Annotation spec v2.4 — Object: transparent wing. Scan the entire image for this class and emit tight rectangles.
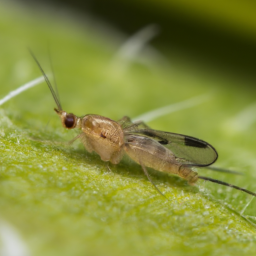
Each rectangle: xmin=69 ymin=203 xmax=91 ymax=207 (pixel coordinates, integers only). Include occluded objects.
xmin=125 ymin=128 xmax=218 ymax=167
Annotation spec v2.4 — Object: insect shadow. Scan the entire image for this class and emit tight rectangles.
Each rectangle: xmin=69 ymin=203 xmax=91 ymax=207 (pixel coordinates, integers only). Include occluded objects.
xmin=29 ymin=50 xmax=256 ymax=199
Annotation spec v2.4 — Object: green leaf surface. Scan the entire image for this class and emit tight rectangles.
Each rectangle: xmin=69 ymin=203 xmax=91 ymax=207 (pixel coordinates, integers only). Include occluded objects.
xmin=1 ymin=3 xmax=256 ymax=256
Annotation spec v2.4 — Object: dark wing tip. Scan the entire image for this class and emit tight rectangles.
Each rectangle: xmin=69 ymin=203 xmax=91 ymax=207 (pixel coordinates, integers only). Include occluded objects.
xmin=184 ymin=137 xmax=208 ymax=148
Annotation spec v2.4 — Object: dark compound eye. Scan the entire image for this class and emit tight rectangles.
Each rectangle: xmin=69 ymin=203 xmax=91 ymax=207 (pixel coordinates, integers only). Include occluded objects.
xmin=64 ymin=114 xmax=76 ymax=128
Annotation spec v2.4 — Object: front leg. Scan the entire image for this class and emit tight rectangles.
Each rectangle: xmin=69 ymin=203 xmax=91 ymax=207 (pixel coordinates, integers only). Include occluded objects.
xmin=110 ymin=146 xmax=125 ymax=164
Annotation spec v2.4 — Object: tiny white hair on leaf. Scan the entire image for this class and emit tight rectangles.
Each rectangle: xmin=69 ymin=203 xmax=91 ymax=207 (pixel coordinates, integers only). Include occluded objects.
xmin=114 ymin=24 xmax=159 ymax=61
xmin=132 ymin=93 xmax=212 ymax=123
xmin=0 ymin=220 xmax=30 ymax=256
xmin=223 ymin=102 xmax=256 ymax=134
xmin=0 ymin=76 xmax=45 ymax=106
xmin=109 ymin=24 xmax=168 ymax=76
xmin=240 ymin=196 xmax=255 ymax=215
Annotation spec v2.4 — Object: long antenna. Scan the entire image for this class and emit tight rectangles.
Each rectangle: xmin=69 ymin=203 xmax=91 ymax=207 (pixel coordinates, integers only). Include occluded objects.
xmin=199 ymin=176 xmax=256 ymax=197
xmin=47 ymin=45 xmax=61 ymax=105
xmin=205 ymin=166 xmax=243 ymax=175
xmin=28 ymin=49 xmax=62 ymax=111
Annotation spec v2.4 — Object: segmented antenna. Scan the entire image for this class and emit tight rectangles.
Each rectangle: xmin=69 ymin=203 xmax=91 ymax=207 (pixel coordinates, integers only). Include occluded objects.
xmin=205 ymin=166 xmax=243 ymax=175
xmin=199 ymin=176 xmax=256 ymax=197
xmin=28 ymin=49 xmax=62 ymax=111
xmin=47 ymin=45 xmax=61 ymax=106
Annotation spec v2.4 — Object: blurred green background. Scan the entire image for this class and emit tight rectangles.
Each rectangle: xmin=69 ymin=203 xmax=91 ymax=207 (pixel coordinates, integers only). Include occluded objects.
xmin=0 ymin=1 xmax=256 ymax=256
xmin=24 ymin=0 xmax=256 ymax=79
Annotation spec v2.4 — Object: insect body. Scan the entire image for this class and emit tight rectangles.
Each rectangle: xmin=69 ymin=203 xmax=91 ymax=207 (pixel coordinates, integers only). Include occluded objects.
xmin=56 ymin=110 xmax=207 ymax=185
xmin=30 ymin=51 xmax=256 ymax=198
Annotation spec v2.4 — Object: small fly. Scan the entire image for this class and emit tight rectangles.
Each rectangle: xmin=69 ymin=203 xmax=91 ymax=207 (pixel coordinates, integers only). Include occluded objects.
xmin=30 ymin=51 xmax=256 ymax=198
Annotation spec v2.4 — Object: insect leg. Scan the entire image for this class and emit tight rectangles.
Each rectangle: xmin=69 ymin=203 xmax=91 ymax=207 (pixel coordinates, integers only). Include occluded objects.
xmin=133 ymin=121 xmax=150 ymax=129
xmin=110 ymin=147 xmax=124 ymax=164
xmin=72 ymin=133 xmax=94 ymax=153
xmin=67 ymin=133 xmax=84 ymax=145
xmin=118 ymin=116 xmax=150 ymax=129
xmin=117 ymin=116 xmax=133 ymax=128
xmin=140 ymin=161 xmax=166 ymax=198
xmin=106 ymin=162 xmax=112 ymax=172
